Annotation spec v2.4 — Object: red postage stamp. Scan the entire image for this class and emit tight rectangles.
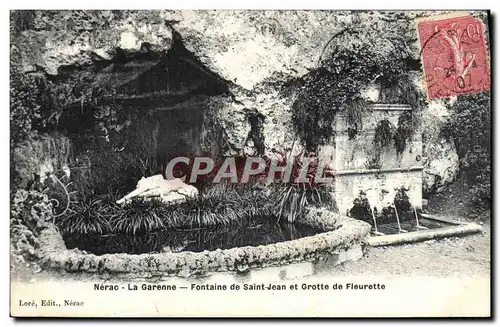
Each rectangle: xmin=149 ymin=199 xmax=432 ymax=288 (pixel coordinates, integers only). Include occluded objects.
xmin=417 ymin=13 xmax=490 ymax=99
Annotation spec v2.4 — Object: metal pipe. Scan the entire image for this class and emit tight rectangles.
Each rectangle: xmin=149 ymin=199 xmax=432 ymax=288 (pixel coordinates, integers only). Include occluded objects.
xmin=368 ymin=223 xmax=482 ymax=246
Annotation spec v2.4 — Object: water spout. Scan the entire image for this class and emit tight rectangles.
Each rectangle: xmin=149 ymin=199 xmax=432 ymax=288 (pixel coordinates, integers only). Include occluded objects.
xmin=370 ymin=206 xmax=384 ymax=236
xmin=364 ymin=189 xmax=384 ymax=236
xmin=404 ymin=186 xmax=428 ymax=230
xmin=413 ymin=204 xmax=428 ymax=230
xmin=392 ymin=202 xmax=408 ymax=233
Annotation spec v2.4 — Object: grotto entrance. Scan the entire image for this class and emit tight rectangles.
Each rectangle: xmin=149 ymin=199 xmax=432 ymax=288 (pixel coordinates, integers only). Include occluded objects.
xmin=55 ymin=38 xmax=230 ymax=196
xmin=43 ymin=36 xmax=331 ymax=258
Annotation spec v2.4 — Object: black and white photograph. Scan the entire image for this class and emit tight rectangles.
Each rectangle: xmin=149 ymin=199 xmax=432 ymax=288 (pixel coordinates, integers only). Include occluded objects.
xmin=8 ymin=8 xmax=491 ymax=317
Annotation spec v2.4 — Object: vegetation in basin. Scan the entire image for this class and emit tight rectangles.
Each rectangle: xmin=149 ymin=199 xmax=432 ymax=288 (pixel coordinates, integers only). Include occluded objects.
xmin=52 ymin=179 xmax=335 ymax=235
xmin=112 ymin=198 xmax=166 ymax=234
xmin=58 ymin=197 xmax=113 ymax=235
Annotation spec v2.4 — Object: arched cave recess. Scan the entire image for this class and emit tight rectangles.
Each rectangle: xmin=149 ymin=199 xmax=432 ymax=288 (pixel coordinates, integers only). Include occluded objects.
xmin=52 ymin=36 xmax=231 ymax=195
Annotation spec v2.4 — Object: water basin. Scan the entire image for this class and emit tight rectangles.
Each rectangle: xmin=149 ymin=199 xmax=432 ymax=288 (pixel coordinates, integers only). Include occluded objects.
xmin=63 ymin=217 xmax=324 ymax=255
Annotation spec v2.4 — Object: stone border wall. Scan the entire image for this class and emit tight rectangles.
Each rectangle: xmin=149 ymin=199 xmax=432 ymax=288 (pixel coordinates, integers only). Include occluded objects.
xmin=36 ymin=208 xmax=370 ymax=278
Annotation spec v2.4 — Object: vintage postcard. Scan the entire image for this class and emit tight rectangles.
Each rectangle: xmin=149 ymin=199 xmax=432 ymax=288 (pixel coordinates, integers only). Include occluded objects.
xmin=9 ymin=9 xmax=491 ymax=317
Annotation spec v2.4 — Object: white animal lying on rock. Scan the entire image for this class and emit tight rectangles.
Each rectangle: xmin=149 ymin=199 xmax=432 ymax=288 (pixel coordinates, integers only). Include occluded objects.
xmin=116 ymin=175 xmax=199 ymax=205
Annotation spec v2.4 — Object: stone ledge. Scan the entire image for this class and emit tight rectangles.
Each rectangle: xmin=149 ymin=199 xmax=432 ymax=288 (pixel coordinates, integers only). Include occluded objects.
xmin=37 ymin=212 xmax=371 ymax=278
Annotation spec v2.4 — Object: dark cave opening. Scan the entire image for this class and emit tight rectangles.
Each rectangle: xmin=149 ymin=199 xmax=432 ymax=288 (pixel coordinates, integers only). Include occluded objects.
xmin=51 ymin=37 xmax=232 ymax=196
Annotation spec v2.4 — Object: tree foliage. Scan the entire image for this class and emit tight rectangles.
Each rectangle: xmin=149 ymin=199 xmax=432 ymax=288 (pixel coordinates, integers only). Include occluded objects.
xmin=442 ymin=92 xmax=491 ymax=204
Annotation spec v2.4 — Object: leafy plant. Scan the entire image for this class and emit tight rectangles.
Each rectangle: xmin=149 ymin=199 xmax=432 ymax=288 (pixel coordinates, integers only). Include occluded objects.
xmin=112 ymin=198 xmax=166 ymax=235
xmin=374 ymin=119 xmax=395 ymax=147
xmin=10 ymin=10 xmax=36 ymax=35
xmin=57 ymin=197 xmax=113 ymax=234
xmin=265 ymin=154 xmax=335 ymax=223
xmin=378 ymin=72 xmax=423 ymax=110
xmin=57 ymin=176 xmax=336 ymax=236
xmin=290 ymin=14 xmax=422 ymax=152
xmin=442 ymin=92 xmax=491 ymax=204
xmin=11 ymin=134 xmax=72 ymax=189
xmin=163 ymin=182 xmax=275 ymax=228
xmin=366 ymin=119 xmax=396 ymax=170
xmin=393 ymin=111 xmax=417 ymax=155
xmin=344 ymin=96 xmax=368 ymax=129
xmin=273 ymin=184 xmax=333 ymax=223
xmin=394 ymin=186 xmax=412 ymax=212
xmin=291 ymin=52 xmax=378 ymax=152
xmin=365 ymin=153 xmax=382 ymax=170
xmin=57 ymin=182 xmax=274 ymax=235
xmin=10 ymin=70 xmax=43 ymax=147
xmin=348 ymin=191 xmax=371 ymax=222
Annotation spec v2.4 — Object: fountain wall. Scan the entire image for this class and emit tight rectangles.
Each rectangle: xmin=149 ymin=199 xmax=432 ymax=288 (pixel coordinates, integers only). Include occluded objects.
xmin=322 ymin=103 xmax=423 ymax=215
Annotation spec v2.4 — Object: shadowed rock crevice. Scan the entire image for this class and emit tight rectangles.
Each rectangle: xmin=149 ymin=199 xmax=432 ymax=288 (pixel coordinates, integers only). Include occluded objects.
xmin=31 ymin=35 xmax=236 ymax=196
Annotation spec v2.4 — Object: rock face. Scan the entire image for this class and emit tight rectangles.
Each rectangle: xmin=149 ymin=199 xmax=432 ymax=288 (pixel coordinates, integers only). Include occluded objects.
xmin=422 ymin=102 xmax=460 ymax=195
xmin=170 ymin=10 xmax=349 ymax=89
xmin=11 ymin=134 xmax=71 ymax=188
xmin=423 ymin=140 xmax=459 ymax=194
xmin=12 ymin=10 xmax=459 ymax=197
xmin=13 ymin=11 xmax=173 ymax=75
xmin=12 ymin=10 xmax=352 ymax=158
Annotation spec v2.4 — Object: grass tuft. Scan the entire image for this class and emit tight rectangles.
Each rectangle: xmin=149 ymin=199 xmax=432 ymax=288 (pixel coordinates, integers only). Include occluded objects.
xmin=57 ymin=181 xmax=335 ymax=235
xmin=272 ymin=184 xmax=334 ymax=223
xmin=112 ymin=198 xmax=166 ymax=235
xmin=58 ymin=197 xmax=112 ymax=234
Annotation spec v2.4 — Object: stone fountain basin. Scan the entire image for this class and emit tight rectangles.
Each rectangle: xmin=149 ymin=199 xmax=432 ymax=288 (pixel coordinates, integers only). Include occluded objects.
xmin=37 ymin=209 xmax=371 ymax=280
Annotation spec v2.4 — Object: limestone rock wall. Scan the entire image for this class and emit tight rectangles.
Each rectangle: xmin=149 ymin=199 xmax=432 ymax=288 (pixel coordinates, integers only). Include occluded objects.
xmin=12 ymin=11 xmax=173 ymax=75
xmin=12 ymin=10 xmax=459 ymax=195
xmin=422 ymin=101 xmax=460 ymax=195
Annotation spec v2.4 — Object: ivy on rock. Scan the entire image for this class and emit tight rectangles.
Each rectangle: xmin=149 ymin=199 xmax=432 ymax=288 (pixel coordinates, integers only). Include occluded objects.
xmin=290 ymin=13 xmax=425 ymax=153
